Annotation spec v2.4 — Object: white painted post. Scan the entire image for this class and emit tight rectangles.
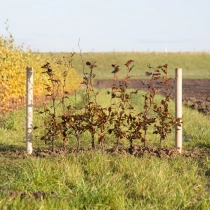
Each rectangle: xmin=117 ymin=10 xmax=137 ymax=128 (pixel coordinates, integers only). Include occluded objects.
xmin=26 ymin=67 xmax=33 ymax=154
xmin=175 ymin=68 xmax=182 ymax=153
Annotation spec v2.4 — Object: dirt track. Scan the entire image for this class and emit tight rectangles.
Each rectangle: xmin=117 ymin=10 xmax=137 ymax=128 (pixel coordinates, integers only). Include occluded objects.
xmin=94 ymin=79 xmax=210 ymax=115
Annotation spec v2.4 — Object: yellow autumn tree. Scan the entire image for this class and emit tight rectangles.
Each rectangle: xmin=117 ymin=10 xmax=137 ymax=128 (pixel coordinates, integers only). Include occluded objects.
xmin=0 ymin=29 xmax=81 ymax=111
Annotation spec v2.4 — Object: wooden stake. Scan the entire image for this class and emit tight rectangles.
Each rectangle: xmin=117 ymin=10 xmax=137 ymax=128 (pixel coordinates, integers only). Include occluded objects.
xmin=26 ymin=67 xmax=33 ymax=154
xmin=175 ymin=68 xmax=182 ymax=153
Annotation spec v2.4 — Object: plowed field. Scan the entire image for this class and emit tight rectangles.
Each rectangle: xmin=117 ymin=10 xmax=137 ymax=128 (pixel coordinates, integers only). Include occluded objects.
xmin=94 ymin=79 xmax=210 ymax=115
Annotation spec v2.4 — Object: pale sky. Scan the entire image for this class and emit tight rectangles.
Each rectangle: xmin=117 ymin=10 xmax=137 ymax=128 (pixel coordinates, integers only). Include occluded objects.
xmin=0 ymin=0 xmax=209 ymax=52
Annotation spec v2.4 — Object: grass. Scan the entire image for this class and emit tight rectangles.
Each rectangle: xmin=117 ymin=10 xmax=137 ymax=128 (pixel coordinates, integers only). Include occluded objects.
xmin=0 ymin=153 xmax=209 ymax=209
xmin=43 ymin=52 xmax=210 ymax=79
xmin=0 ymin=89 xmax=210 ymax=209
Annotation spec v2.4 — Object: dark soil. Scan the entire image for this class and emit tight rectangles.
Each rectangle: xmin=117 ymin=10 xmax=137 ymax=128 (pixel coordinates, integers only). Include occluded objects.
xmin=1 ymin=145 xmax=209 ymax=159
xmin=0 ymin=95 xmax=52 ymax=113
xmin=1 ymin=190 xmax=58 ymax=200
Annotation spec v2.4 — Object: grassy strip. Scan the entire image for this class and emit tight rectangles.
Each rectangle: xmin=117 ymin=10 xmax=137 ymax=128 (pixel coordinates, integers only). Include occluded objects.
xmin=45 ymin=52 xmax=210 ymax=79
xmin=0 ymin=90 xmax=210 ymax=209
xmin=1 ymin=89 xmax=210 ymax=148
xmin=0 ymin=152 xmax=210 ymax=209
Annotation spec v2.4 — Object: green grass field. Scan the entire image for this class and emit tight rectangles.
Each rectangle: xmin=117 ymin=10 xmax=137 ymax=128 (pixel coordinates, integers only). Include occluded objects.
xmin=0 ymin=88 xmax=210 ymax=209
xmin=44 ymin=52 xmax=210 ymax=79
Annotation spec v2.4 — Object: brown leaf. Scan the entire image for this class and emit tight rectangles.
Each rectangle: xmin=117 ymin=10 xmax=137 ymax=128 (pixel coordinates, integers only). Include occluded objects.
xmin=125 ymin=60 xmax=134 ymax=67
xmin=145 ymin=72 xmax=153 ymax=76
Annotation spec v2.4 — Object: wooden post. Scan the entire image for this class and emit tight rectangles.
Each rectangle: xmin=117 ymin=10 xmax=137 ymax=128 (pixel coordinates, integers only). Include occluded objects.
xmin=175 ymin=68 xmax=182 ymax=153
xmin=26 ymin=67 xmax=33 ymax=154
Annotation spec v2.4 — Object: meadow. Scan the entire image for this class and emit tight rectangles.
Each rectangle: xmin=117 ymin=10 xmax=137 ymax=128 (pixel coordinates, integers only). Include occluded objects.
xmin=0 ymin=88 xmax=210 ymax=209
xmin=45 ymin=51 xmax=210 ymax=79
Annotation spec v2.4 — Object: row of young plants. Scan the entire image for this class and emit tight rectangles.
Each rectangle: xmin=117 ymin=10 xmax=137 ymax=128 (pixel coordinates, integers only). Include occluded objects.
xmin=36 ymin=52 xmax=182 ymax=151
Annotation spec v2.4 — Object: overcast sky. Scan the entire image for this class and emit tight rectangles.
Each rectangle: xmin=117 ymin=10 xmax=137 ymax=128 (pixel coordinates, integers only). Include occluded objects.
xmin=0 ymin=0 xmax=209 ymax=52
